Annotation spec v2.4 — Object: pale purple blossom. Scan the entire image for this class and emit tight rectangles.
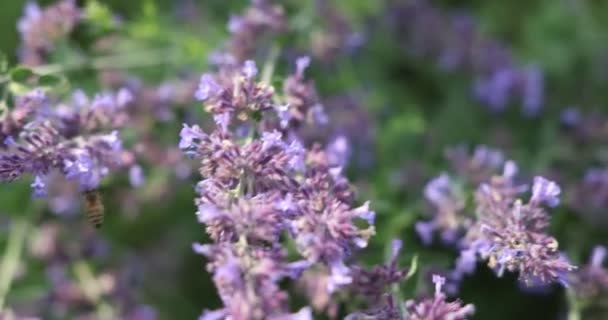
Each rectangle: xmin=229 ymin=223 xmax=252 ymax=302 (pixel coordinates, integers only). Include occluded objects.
xmin=195 ymin=74 xmax=221 ymax=101
xmin=531 ymin=176 xmax=561 ymax=207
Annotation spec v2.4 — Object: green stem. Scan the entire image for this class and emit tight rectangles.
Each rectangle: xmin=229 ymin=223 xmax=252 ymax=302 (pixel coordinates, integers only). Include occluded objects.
xmin=32 ymin=47 xmax=181 ymax=75
xmin=566 ymin=288 xmax=582 ymax=320
xmin=0 ymin=210 xmax=33 ymax=311
xmin=261 ymin=45 xmax=280 ymax=85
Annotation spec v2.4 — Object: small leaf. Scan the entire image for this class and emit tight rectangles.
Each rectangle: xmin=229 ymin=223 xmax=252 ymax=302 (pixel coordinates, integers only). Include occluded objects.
xmin=38 ymin=74 xmax=63 ymax=87
xmin=10 ymin=67 xmax=34 ymax=83
xmin=405 ymin=255 xmax=418 ymax=281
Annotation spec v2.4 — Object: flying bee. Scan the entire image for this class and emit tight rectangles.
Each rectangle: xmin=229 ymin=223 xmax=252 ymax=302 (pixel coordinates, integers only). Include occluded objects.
xmin=82 ymin=189 xmax=104 ymax=228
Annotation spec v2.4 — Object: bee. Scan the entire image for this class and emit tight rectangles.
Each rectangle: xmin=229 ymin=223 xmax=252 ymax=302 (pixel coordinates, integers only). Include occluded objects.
xmin=82 ymin=189 xmax=104 ymax=228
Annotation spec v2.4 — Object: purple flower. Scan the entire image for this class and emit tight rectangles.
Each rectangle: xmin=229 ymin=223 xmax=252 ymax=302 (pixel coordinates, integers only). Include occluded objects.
xmin=213 ymin=113 xmax=230 ymax=132
xmin=296 ymin=56 xmax=311 ymax=77
xmin=326 ymin=135 xmax=350 ymax=168
xmin=129 ymin=165 xmax=145 ymax=187
xmin=415 ymin=221 xmax=436 ymax=246
xmin=531 ymin=176 xmax=561 ymax=207
xmin=310 ymin=104 xmax=328 ymax=125
xmin=179 ymin=124 xmax=206 ymax=150
xmin=227 ymin=15 xmax=243 ymax=33
xmin=274 ymin=104 xmax=292 ymax=128
xmin=195 ymin=204 xmax=224 ymax=223
xmin=31 ymin=174 xmax=48 ymax=198
xmin=424 ymin=174 xmax=452 ymax=205
xmin=100 ymin=130 xmax=122 ymax=152
xmin=64 ymin=150 xmax=93 ymax=180
xmin=521 ymin=65 xmax=544 ymax=116
xmin=261 ymin=130 xmax=283 ymax=151
xmin=285 ymin=140 xmax=305 ymax=171
xmin=116 ymin=88 xmax=134 ymax=107
xmin=405 ymin=274 xmax=475 ymax=320
xmin=199 ymin=309 xmax=227 ymax=320
xmin=327 ymin=260 xmax=353 ymax=292
xmin=18 ymin=2 xmax=42 ymax=34
xmin=570 ymin=246 xmax=608 ymax=298
xmin=561 ymin=107 xmax=581 ymax=127
xmin=72 ymin=89 xmax=89 ymax=109
xmin=591 ymin=246 xmax=607 ymax=268
xmin=275 ymin=193 xmax=297 ymax=214
xmin=243 ymin=60 xmax=258 ymax=79
xmin=195 ymin=74 xmax=221 ymax=101
xmin=352 ymin=201 xmax=375 ymax=225
xmin=3 ymin=136 xmax=16 ymax=147
xmin=91 ymin=93 xmax=115 ymax=110
xmin=278 ymin=307 xmax=312 ymax=320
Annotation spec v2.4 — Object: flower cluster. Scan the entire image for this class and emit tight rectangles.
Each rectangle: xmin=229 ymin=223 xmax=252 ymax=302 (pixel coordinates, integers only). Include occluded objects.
xmin=570 ymin=246 xmax=608 ymax=299
xmin=418 ymin=146 xmax=576 ymax=293
xmin=416 ymin=174 xmax=468 ymax=246
xmin=0 ymin=88 xmax=132 ymax=196
xmin=560 ymin=107 xmax=608 ymax=143
xmin=183 ymin=59 xmax=375 ymax=319
xmin=345 ymin=275 xmax=475 ymax=320
xmin=7 ymin=220 xmax=157 ymax=320
xmin=310 ymin=1 xmax=365 ymax=62
xmin=416 ymin=145 xmax=508 ymax=247
xmin=17 ymin=0 xmax=81 ymax=65
xmin=390 ymin=0 xmax=544 ymax=115
xmin=570 ymin=167 xmax=608 ymax=226
xmin=213 ymin=0 xmax=287 ymax=66
xmin=464 ymin=169 xmax=575 ymax=286
xmin=404 ymin=275 xmax=475 ymax=320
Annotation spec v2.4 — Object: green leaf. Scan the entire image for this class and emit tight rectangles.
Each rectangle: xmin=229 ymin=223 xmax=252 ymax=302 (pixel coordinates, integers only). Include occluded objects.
xmin=38 ymin=74 xmax=63 ymax=87
xmin=405 ymin=254 xmax=418 ymax=281
xmin=84 ymin=0 xmax=115 ymax=30
xmin=9 ymin=67 xmax=34 ymax=83
xmin=8 ymin=82 xmax=34 ymax=96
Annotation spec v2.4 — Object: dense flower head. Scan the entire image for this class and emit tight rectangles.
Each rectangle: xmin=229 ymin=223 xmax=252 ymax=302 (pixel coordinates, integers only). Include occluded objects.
xmin=464 ymin=166 xmax=576 ymax=286
xmin=194 ymin=61 xmax=275 ymax=122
